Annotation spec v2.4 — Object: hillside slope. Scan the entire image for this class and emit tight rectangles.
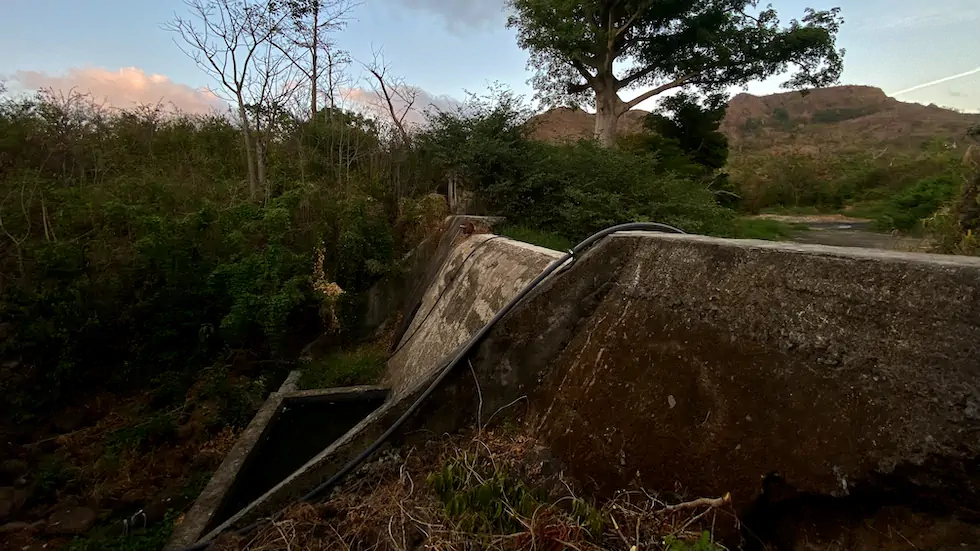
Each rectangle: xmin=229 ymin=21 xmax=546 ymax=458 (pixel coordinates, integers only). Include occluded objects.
xmin=528 ymin=85 xmax=980 ymax=154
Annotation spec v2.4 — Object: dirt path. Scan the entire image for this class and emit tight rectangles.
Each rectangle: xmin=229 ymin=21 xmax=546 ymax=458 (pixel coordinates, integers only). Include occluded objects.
xmin=750 ymin=214 xmax=933 ymax=251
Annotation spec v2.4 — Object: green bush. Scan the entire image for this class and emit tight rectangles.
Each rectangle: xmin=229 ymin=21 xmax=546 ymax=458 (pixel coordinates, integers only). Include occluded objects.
xmin=0 ymin=90 xmax=426 ymax=417
xmin=418 ymin=90 xmax=735 ymax=242
xmin=876 ymin=176 xmax=958 ymax=231
xmin=482 ymin=141 xmax=734 ymax=239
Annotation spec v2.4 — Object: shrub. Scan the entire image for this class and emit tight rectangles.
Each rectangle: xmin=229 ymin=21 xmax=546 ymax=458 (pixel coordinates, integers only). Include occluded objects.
xmin=0 ymin=90 xmax=425 ymax=417
xmin=876 ymin=176 xmax=958 ymax=231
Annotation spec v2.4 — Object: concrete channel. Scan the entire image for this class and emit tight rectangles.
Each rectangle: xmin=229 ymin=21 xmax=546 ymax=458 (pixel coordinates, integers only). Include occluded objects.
xmin=165 ymin=374 xmax=388 ymax=550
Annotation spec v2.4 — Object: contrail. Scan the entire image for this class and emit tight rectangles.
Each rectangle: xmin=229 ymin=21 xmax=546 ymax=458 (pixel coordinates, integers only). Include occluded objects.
xmin=892 ymin=66 xmax=980 ymax=96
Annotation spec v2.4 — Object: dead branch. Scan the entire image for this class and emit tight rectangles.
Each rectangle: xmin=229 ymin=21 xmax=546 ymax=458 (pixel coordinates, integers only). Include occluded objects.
xmin=363 ymin=51 xmax=415 ymax=146
xmin=662 ymin=492 xmax=732 ymax=512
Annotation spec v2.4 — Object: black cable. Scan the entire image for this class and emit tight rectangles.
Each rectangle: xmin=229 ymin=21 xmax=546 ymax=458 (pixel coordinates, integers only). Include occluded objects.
xmin=177 ymin=221 xmax=685 ymax=551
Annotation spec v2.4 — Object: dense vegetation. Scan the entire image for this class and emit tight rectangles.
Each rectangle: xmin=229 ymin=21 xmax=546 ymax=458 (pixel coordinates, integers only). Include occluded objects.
xmin=0 ymin=82 xmax=744 ymax=550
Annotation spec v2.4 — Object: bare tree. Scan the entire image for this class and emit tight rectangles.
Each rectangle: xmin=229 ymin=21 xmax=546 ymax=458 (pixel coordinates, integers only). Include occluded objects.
xmin=363 ymin=51 xmax=417 ymax=147
xmin=166 ymin=0 xmax=297 ymax=196
xmin=269 ymin=0 xmax=356 ymax=118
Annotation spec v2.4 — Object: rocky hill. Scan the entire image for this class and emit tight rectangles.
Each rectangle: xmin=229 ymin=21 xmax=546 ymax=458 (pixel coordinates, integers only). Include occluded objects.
xmin=528 ymin=85 xmax=980 ymax=155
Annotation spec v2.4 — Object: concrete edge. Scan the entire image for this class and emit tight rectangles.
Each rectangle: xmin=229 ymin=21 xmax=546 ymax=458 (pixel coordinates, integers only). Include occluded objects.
xmin=164 ymin=389 xmax=289 ymax=550
xmin=166 ymin=377 xmax=388 ymax=550
xmin=284 ymin=386 xmax=389 ymax=404
xmin=196 ymin=382 xmax=425 ymax=542
xmin=615 ymin=232 xmax=980 ymax=267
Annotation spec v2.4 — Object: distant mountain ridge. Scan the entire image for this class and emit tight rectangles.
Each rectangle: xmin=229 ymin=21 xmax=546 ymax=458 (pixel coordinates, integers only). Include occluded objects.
xmin=528 ymin=85 xmax=980 ymax=154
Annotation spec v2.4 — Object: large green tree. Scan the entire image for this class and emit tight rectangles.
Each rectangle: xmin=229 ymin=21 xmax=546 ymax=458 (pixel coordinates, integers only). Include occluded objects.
xmin=507 ymin=0 xmax=844 ymax=147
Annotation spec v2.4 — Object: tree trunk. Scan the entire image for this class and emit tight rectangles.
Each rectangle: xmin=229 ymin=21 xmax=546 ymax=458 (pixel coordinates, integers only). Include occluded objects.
xmin=310 ymin=9 xmax=319 ymax=117
xmin=237 ymin=100 xmax=259 ymax=196
xmin=594 ymin=81 xmax=624 ymax=148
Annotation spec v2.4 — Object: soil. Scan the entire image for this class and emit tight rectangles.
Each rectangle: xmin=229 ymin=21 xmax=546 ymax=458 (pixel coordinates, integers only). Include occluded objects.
xmin=750 ymin=214 xmax=933 ymax=251
xmin=0 ymin=382 xmax=247 ymax=550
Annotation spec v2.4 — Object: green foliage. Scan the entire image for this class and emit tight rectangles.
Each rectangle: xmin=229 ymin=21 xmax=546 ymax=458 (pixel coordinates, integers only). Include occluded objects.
xmin=733 ymin=218 xmax=805 ymax=240
xmin=507 ymin=0 xmax=844 ymax=122
xmin=417 ymin=90 xmax=735 ymax=242
xmin=642 ymin=93 xmax=730 ymax=173
xmin=732 ymin=146 xmax=968 ymax=214
xmin=428 ymin=454 xmax=549 ymax=534
xmin=925 ymin=171 xmax=980 ymax=255
xmin=876 ymin=176 xmax=958 ymax=231
xmin=67 ymin=511 xmax=178 ymax=551
xmin=200 ymin=366 xmax=269 ymax=428
xmin=487 ymin=140 xmax=735 ymax=239
xmin=0 ymin=90 xmax=424 ymax=418
xmin=105 ymin=413 xmax=180 ymax=453
xmin=664 ymin=530 xmax=724 ymax=551
xmin=34 ymin=457 xmax=80 ymax=502
xmin=497 ymin=225 xmax=575 ymax=251
xmin=298 ymin=346 xmax=388 ymax=389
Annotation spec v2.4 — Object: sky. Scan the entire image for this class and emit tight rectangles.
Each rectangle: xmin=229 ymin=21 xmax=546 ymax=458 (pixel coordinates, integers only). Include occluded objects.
xmin=1 ymin=0 xmax=979 ymax=118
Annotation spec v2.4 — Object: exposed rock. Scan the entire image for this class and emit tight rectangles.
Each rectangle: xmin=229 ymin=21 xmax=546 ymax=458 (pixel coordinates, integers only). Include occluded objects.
xmin=46 ymin=506 xmax=97 ymax=535
xmin=0 ymin=520 xmax=44 ymax=533
xmin=0 ymin=459 xmax=29 ymax=485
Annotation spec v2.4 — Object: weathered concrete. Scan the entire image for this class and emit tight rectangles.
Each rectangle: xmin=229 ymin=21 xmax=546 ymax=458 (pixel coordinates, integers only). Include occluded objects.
xmin=166 ymin=380 xmax=386 ymax=550
xmin=524 ymin=235 xmax=980 ymax=510
xmin=387 ymin=233 xmax=980 ymax=515
xmin=385 ymin=232 xmax=563 ymax=395
xmin=165 ymin=381 xmax=291 ymax=550
xmin=200 ymin=231 xmax=980 ymax=545
xmin=386 ymin=215 xmax=505 ymax=352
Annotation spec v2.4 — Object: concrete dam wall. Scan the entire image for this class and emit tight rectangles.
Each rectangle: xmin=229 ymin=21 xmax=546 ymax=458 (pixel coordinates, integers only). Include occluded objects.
xmin=386 ymin=229 xmax=980 ymax=512
xmin=201 ymin=221 xmax=980 ymax=541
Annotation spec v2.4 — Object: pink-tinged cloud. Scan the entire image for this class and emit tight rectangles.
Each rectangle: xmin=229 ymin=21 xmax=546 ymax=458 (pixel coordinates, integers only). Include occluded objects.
xmin=339 ymin=85 xmax=462 ymax=126
xmin=11 ymin=67 xmax=228 ymax=115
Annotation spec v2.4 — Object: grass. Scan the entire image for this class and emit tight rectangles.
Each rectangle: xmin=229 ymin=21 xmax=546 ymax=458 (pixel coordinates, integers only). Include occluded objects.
xmin=732 ymin=217 xmax=807 ymax=240
xmin=298 ymin=345 xmax=388 ymax=390
xmin=497 ymin=225 xmax=575 ymax=251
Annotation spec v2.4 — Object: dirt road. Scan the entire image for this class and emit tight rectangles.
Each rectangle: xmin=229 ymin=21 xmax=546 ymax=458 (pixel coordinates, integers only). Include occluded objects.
xmin=752 ymin=214 xmax=933 ymax=251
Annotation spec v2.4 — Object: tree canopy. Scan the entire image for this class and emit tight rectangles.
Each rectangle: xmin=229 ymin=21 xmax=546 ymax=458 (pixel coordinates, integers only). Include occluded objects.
xmin=507 ymin=0 xmax=845 ymax=146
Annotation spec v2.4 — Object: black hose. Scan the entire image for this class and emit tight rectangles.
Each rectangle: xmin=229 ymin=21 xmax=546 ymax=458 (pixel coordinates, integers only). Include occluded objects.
xmin=178 ymin=221 xmax=685 ymax=551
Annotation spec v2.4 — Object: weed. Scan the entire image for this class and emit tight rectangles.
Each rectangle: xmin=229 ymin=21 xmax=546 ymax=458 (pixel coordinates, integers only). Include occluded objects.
xmin=428 ymin=452 xmax=549 ymax=534
xmin=733 ymin=218 xmax=805 ymax=240
xmin=34 ymin=457 xmax=79 ymax=501
xmin=67 ymin=511 xmax=178 ymax=551
xmin=665 ymin=530 xmax=726 ymax=551
xmin=298 ymin=346 xmax=387 ymax=390
xmin=498 ymin=225 xmax=575 ymax=251
xmin=105 ymin=413 xmax=179 ymax=453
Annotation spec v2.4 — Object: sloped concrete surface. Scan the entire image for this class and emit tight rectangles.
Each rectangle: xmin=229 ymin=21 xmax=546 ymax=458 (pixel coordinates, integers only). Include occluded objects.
xmin=392 ymin=233 xmax=980 ymax=515
xmin=385 ymin=233 xmax=563 ymax=396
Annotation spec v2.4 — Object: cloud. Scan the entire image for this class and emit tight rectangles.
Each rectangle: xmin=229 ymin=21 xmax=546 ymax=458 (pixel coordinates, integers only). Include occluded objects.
xmin=339 ymin=84 xmax=463 ymax=126
xmin=391 ymin=0 xmax=508 ymax=32
xmin=10 ymin=67 xmax=227 ymax=115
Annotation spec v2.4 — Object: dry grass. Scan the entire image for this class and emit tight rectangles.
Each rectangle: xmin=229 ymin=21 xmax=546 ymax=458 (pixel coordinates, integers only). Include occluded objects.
xmin=214 ymin=429 xmax=736 ymax=551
